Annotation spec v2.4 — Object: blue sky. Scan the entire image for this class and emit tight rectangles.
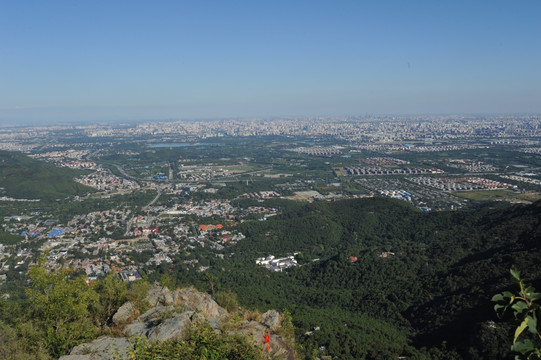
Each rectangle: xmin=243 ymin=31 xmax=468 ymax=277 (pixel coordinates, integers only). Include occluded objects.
xmin=1 ymin=1 xmax=540 ymax=124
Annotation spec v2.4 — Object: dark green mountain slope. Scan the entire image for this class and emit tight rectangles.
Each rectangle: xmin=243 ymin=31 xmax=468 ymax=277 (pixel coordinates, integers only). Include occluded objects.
xmin=187 ymin=198 xmax=541 ymax=359
xmin=0 ymin=150 xmax=94 ymax=200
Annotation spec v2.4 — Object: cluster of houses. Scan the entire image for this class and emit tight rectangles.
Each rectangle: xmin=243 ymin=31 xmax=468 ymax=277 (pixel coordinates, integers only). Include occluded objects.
xmin=165 ymin=200 xmax=236 ymax=218
xmin=344 ymin=166 xmax=442 ymax=176
xmin=408 ymin=176 xmax=516 ymax=191
xmin=58 ymin=160 xmax=97 ymax=169
xmin=75 ymin=168 xmax=140 ymax=191
xmin=379 ymin=190 xmax=413 ymax=201
xmin=357 ymin=157 xmax=409 ymax=166
xmin=238 ymin=191 xmax=280 ymax=199
xmin=0 ymin=195 xmax=259 ymax=288
xmin=446 ymin=159 xmax=497 ymax=172
xmin=29 ymin=149 xmax=90 ymax=162
xmin=289 ymin=146 xmax=342 ymax=157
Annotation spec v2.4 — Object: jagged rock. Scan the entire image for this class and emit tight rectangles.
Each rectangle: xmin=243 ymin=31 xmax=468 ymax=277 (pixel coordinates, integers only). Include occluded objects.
xmin=136 ymin=305 xmax=174 ymax=322
xmin=123 ymin=305 xmax=175 ymax=337
xmin=143 ymin=286 xmax=228 ymax=319
xmin=229 ymin=320 xmax=267 ymax=341
xmin=174 ymin=287 xmax=229 ymax=319
xmin=145 ymin=286 xmax=175 ymax=306
xmin=64 ymin=287 xmax=296 ymax=360
xmin=232 ymin=320 xmax=296 ymax=360
xmin=59 ymin=336 xmax=133 ymax=360
xmin=112 ymin=301 xmax=136 ymax=325
xmin=124 ymin=321 xmax=154 ymax=338
xmin=147 ymin=311 xmax=195 ymax=342
xmin=262 ymin=309 xmax=282 ymax=330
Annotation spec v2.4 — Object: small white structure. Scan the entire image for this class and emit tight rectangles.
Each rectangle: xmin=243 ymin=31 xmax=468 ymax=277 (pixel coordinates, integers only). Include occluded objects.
xmin=256 ymin=254 xmax=298 ymax=272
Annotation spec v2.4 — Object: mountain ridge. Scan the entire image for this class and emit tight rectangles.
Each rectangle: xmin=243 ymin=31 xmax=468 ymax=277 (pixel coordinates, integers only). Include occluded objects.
xmin=0 ymin=150 xmax=94 ymax=200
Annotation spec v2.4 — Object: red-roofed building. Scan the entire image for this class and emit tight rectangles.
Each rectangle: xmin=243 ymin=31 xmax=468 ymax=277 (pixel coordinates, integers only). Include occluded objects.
xmin=199 ymin=224 xmax=223 ymax=231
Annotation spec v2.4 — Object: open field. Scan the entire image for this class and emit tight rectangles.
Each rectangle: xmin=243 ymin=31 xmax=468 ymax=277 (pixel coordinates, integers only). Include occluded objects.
xmin=451 ymin=189 xmax=541 ymax=203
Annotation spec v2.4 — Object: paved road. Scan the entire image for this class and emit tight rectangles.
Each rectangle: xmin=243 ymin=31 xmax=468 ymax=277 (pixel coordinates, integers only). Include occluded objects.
xmin=112 ymin=164 xmax=137 ymax=180
xmin=144 ymin=189 xmax=162 ymax=209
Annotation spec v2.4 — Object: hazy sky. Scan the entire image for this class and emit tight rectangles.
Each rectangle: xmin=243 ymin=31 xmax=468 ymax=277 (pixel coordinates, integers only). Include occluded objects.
xmin=1 ymin=1 xmax=540 ymax=124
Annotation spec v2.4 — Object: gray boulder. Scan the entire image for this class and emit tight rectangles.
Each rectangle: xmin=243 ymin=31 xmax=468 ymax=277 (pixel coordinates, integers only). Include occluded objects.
xmin=62 ymin=286 xmax=296 ymax=360
xmin=112 ymin=301 xmax=136 ymax=325
xmin=174 ymin=287 xmax=228 ymax=319
xmin=262 ymin=309 xmax=282 ymax=330
xmin=232 ymin=320 xmax=296 ymax=360
xmin=123 ymin=305 xmax=175 ymax=337
xmin=136 ymin=305 xmax=174 ymax=322
xmin=147 ymin=311 xmax=195 ymax=342
xmin=124 ymin=321 xmax=154 ymax=338
xmin=145 ymin=286 xmax=175 ymax=307
xmin=59 ymin=336 xmax=133 ymax=360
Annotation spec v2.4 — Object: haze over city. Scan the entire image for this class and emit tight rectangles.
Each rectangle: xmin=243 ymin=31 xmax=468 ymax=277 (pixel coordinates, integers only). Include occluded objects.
xmin=1 ymin=0 xmax=540 ymax=125
xmin=2 ymin=3 xmax=541 ymax=357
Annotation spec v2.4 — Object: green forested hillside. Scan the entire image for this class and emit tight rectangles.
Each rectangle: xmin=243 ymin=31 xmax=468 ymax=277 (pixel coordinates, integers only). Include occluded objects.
xmin=1 ymin=196 xmax=540 ymax=358
xmin=0 ymin=150 xmax=94 ymax=200
xmin=164 ymin=198 xmax=541 ymax=359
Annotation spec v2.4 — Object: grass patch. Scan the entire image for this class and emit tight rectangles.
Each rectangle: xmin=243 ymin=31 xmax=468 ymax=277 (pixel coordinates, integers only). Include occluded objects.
xmin=451 ymin=190 xmax=541 ymax=203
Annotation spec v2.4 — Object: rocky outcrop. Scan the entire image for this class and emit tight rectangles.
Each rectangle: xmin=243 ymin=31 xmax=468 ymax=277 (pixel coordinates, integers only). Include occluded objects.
xmin=175 ymin=287 xmax=229 ymax=319
xmin=233 ymin=320 xmax=295 ymax=359
xmin=58 ymin=337 xmax=133 ymax=360
xmin=147 ymin=311 xmax=197 ymax=342
xmin=59 ymin=286 xmax=296 ymax=360
xmin=262 ymin=309 xmax=282 ymax=330
xmin=111 ymin=301 xmax=136 ymax=326
xmin=144 ymin=286 xmax=228 ymax=319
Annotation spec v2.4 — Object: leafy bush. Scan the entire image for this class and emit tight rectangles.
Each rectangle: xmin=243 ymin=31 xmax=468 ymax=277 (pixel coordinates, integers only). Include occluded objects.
xmin=7 ymin=260 xmax=155 ymax=358
xmin=129 ymin=322 xmax=264 ymax=360
xmin=492 ymin=267 xmax=541 ymax=359
xmin=25 ymin=263 xmax=99 ymax=357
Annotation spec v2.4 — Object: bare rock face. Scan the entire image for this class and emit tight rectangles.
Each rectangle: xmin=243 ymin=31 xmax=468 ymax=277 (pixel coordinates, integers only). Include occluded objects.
xmin=262 ymin=309 xmax=282 ymax=330
xmin=173 ymin=287 xmax=229 ymax=319
xmin=136 ymin=305 xmax=174 ymax=322
xmin=111 ymin=301 xmax=136 ymax=326
xmin=232 ymin=320 xmax=296 ymax=360
xmin=61 ymin=286 xmax=296 ymax=360
xmin=144 ymin=286 xmax=227 ymax=319
xmin=147 ymin=311 xmax=195 ymax=342
xmin=123 ymin=305 xmax=175 ymax=338
xmin=145 ymin=286 xmax=175 ymax=307
xmin=59 ymin=336 xmax=133 ymax=360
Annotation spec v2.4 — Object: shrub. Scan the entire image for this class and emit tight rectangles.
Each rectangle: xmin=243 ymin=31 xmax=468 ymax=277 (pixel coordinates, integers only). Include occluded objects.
xmin=492 ymin=267 xmax=541 ymax=359
xmin=216 ymin=290 xmax=239 ymax=313
xmin=129 ymin=322 xmax=264 ymax=360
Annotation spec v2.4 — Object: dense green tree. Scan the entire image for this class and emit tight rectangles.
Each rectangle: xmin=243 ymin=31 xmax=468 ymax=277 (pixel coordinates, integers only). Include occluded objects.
xmin=25 ymin=263 xmax=98 ymax=357
xmin=90 ymin=271 xmax=128 ymax=327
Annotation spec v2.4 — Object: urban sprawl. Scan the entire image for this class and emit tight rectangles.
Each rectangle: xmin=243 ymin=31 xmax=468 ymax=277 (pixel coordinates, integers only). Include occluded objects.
xmin=1 ymin=114 xmax=541 ymax=291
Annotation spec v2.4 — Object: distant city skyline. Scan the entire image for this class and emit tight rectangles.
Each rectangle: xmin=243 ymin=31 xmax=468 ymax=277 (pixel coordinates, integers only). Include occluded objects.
xmin=1 ymin=1 xmax=540 ymax=125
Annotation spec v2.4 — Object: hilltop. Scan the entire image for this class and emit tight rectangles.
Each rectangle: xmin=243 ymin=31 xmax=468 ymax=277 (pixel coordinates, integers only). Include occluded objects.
xmin=0 ymin=265 xmax=296 ymax=360
xmin=204 ymin=197 xmax=541 ymax=358
xmin=0 ymin=150 xmax=94 ymax=200
xmin=60 ymin=285 xmax=296 ymax=360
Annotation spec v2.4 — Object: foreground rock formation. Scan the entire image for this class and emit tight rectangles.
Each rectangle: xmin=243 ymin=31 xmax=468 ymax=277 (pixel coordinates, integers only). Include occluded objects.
xmin=59 ymin=286 xmax=296 ymax=360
